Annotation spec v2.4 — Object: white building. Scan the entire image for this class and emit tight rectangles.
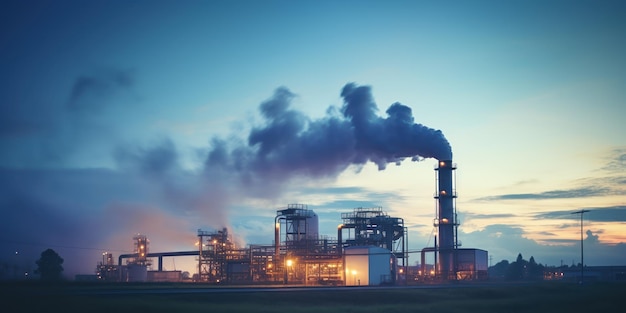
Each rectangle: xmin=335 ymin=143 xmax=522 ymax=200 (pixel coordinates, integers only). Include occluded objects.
xmin=344 ymin=246 xmax=396 ymax=286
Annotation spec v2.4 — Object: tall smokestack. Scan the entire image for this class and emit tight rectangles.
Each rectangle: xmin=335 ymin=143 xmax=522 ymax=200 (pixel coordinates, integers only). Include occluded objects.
xmin=435 ymin=160 xmax=457 ymax=280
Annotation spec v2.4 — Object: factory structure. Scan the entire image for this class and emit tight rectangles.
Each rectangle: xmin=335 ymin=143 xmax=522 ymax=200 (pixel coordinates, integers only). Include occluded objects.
xmin=96 ymin=161 xmax=488 ymax=285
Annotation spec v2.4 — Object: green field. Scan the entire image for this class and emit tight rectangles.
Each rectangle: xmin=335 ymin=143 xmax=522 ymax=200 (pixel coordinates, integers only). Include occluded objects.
xmin=2 ymin=281 xmax=624 ymax=313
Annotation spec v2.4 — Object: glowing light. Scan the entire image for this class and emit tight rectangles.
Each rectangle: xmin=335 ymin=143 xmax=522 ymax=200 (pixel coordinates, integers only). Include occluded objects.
xmin=275 ymin=222 xmax=280 ymax=229
xmin=351 ymin=270 xmax=357 ymax=275
xmin=338 ymin=224 xmax=344 ymax=229
xmin=286 ymin=259 xmax=293 ymax=267
xmin=439 ymin=161 xmax=445 ymax=167
xmin=442 ymin=218 xmax=449 ymax=224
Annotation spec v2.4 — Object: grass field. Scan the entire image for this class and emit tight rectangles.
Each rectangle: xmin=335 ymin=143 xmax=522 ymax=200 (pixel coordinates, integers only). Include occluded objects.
xmin=2 ymin=281 xmax=624 ymax=313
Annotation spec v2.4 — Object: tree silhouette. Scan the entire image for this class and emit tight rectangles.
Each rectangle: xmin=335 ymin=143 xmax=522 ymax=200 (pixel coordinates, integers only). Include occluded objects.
xmin=492 ymin=253 xmax=547 ymax=281
xmin=528 ymin=256 xmax=544 ymax=280
xmin=505 ymin=253 xmax=526 ymax=281
xmin=35 ymin=249 xmax=64 ymax=281
xmin=488 ymin=260 xmax=509 ymax=279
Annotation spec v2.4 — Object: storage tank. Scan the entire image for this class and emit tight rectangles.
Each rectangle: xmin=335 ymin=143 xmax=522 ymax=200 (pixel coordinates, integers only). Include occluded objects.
xmin=276 ymin=204 xmax=319 ymax=242
xmin=303 ymin=210 xmax=319 ymax=239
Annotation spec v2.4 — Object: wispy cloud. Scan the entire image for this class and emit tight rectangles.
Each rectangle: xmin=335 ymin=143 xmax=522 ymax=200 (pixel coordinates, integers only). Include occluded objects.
xmin=601 ymin=148 xmax=626 ymax=172
xmin=465 ymin=213 xmax=517 ymax=220
xmin=300 ymin=186 xmax=368 ymax=196
xmin=317 ymin=199 xmax=385 ymax=210
xmin=537 ymin=231 xmax=556 ymax=236
xmin=476 ymin=186 xmax=611 ymax=201
xmin=510 ymin=179 xmax=540 ymax=187
xmin=476 ymin=149 xmax=625 ymax=203
xmin=535 ymin=206 xmax=626 ymax=222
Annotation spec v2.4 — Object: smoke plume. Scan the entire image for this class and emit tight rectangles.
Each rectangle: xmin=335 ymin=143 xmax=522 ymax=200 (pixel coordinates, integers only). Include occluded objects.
xmin=203 ymin=83 xmax=452 ymax=195
xmin=110 ymin=82 xmax=452 ymax=231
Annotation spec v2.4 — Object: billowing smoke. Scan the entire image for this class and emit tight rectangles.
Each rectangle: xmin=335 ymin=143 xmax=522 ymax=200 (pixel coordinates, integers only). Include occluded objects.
xmin=204 ymin=82 xmax=452 ymax=194
xmin=339 ymin=83 xmax=452 ymax=163
xmin=60 ymin=82 xmax=452 ymax=239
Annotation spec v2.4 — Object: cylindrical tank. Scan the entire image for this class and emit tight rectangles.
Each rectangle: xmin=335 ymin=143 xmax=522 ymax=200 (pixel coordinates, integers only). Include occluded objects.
xmin=277 ymin=204 xmax=319 ymax=242
xmin=304 ymin=211 xmax=319 ymax=239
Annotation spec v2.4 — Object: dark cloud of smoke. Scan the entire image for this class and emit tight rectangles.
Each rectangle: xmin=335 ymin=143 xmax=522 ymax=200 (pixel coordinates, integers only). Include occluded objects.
xmin=110 ymin=82 xmax=453 ymax=232
xmin=340 ymin=83 xmax=452 ymax=165
xmin=203 ymin=83 xmax=452 ymax=195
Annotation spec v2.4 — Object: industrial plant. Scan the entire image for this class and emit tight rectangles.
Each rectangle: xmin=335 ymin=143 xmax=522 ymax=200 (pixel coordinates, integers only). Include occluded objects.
xmin=96 ymin=160 xmax=488 ymax=285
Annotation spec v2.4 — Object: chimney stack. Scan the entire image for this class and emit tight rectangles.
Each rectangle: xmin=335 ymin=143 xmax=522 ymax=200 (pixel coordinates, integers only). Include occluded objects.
xmin=435 ymin=160 xmax=457 ymax=280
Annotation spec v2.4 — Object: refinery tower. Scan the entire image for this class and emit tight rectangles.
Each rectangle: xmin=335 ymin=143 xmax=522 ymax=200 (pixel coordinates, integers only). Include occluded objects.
xmin=435 ymin=159 xmax=458 ymax=280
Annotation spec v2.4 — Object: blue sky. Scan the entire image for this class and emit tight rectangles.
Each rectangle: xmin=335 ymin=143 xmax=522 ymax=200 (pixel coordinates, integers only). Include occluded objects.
xmin=1 ymin=0 xmax=625 ymax=278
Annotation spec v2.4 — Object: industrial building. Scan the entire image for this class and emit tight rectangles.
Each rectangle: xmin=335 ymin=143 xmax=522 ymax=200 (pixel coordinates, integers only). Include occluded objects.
xmin=102 ymin=161 xmax=488 ymax=285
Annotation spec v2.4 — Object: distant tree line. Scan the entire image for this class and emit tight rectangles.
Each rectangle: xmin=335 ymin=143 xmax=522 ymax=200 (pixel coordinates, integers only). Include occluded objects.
xmin=488 ymin=253 xmax=545 ymax=281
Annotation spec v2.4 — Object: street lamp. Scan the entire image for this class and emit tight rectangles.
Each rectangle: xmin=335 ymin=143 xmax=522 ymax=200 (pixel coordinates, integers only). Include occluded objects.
xmin=571 ymin=209 xmax=589 ymax=284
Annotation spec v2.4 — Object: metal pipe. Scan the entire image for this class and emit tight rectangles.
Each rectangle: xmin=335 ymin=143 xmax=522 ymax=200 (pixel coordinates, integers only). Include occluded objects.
xmin=404 ymin=226 xmax=408 ymax=285
xmin=337 ymin=224 xmax=344 ymax=256
xmin=274 ymin=216 xmax=284 ymax=263
xmin=198 ymin=233 xmax=203 ymax=280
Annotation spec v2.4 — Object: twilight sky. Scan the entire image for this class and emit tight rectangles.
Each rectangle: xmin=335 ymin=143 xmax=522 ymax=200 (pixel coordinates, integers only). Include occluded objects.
xmin=1 ymin=0 xmax=625 ymax=278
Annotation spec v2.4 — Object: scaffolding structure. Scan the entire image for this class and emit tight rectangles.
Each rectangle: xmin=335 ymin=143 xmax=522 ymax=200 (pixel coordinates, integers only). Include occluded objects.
xmin=197 ymin=228 xmax=240 ymax=282
xmin=131 ymin=234 xmax=150 ymax=267
xmin=274 ymin=204 xmax=343 ymax=285
xmin=96 ymin=252 xmax=118 ymax=281
xmin=275 ymin=204 xmax=318 ymax=256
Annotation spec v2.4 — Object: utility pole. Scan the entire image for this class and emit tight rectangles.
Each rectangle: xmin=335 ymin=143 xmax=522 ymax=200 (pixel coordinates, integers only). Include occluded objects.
xmin=571 ymin=209 xmax=589 ymax=284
